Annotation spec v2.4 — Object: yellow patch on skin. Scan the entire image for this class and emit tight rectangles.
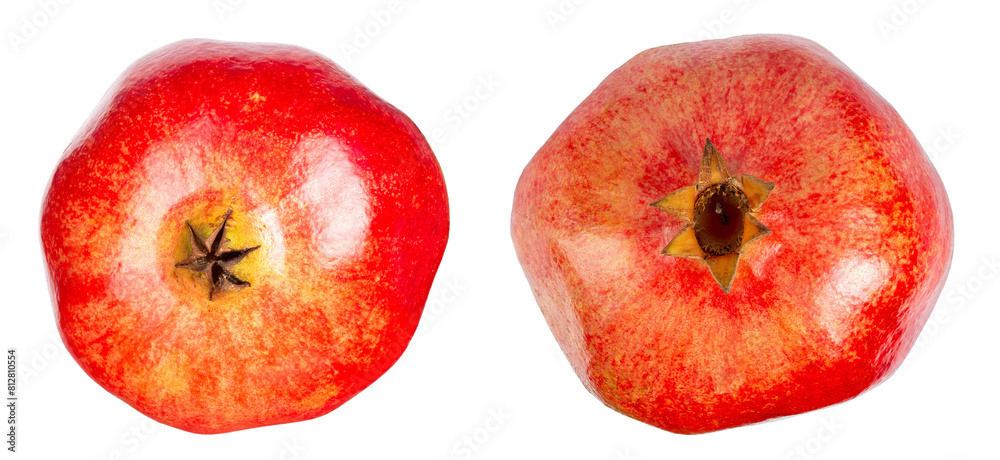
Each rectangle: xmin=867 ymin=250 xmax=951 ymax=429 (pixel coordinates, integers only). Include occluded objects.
xmin=242 ymin=92 xmax=266 ymax=111
xmin=293 ymin=381 xmax=342 ymax=413
xmin=150 ymin=353 xmax=191 ymax=396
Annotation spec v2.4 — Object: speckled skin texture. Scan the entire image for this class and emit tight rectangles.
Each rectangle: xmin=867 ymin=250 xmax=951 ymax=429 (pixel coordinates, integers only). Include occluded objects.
xmin=40 ymin=39 xmax=449 ymax=434
xmin=511 ymin=35 xmax=952 ymax=434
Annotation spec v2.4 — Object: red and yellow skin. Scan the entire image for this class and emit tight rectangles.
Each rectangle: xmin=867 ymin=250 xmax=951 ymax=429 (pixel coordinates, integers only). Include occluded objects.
xmin=511 ymin=35 xmax=953 ymax=434
xmin=40 ymin=39 xmax=449 ymax=434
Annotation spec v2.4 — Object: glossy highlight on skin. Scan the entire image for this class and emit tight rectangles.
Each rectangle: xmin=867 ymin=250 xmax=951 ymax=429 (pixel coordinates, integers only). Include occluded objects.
xmin=40 ymin=39 xmax=449 ymax=434
xmin=511 ymin=35 xmax=953 ymax=434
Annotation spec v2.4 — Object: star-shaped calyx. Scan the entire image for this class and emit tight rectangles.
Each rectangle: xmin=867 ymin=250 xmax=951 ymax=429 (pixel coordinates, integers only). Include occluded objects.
xmin=651 ymin=139 xmax=775 ymax=293
xmin=175 ymin=209 xmax=260 ymax=300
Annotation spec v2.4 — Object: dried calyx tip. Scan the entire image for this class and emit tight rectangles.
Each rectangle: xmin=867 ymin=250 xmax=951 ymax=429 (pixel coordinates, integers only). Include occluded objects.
xmin=175 ymin=208 xmax=259 ymax=300
xmin=651 ymin=138 xmax=775 ymax=293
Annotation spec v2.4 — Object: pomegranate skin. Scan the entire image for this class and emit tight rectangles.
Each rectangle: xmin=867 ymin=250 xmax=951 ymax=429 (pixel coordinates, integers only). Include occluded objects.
xmin=512 ymin=34 xmax=953 ymax=434
xmin=41 ymin=39 xmax=449 ymax=434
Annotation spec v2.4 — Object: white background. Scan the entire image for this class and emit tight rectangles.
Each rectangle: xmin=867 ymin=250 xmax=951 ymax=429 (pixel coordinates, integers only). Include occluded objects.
xmin=2 ymin=0 xmax=998 ymax=459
